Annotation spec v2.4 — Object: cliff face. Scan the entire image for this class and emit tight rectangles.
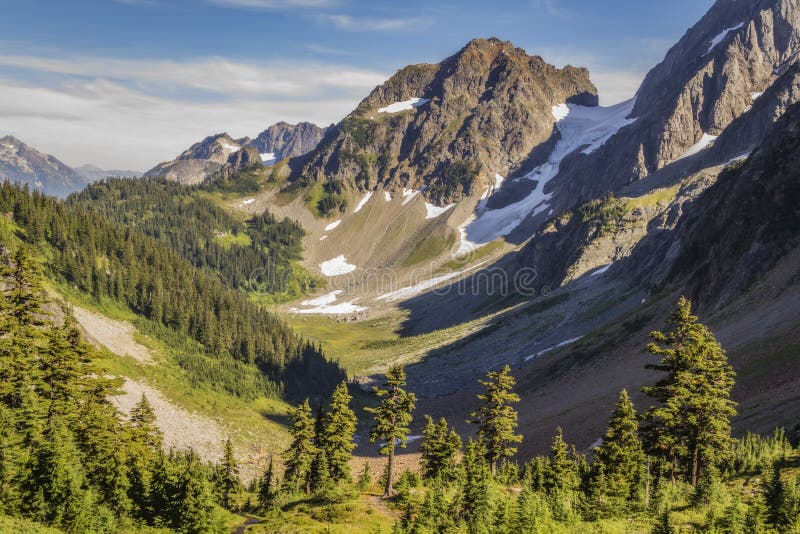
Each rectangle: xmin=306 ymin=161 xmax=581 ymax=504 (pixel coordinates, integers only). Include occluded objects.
xmin=632 ymin=100 xmax=800 ymax=309
xmin=549 ymin=0 xmax=800 ymax=208
xmin=291 ymin=38 xmax=598 ymax=205
xmin=145 ymin=124 xmax=330 ymax=185
xmin=0 ymin=135 xmax=88 ymax=198
xmin=247 ymin=122 xmax=330 ymax=161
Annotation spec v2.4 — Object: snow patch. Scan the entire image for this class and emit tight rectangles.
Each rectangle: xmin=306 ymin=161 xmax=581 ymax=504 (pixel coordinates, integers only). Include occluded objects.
xmin=220 ymin=142 xmax=240 ymax=153
xmin=290 ymin=289 xmax=366 ymax=315
xmin=750 ymin=92 xmax=762 ymax=101
xmin=376 ymin=261 xmax=488 ymax=302
xmin=724 ymin=152 xmax=750 ymax=166
xmin=260 ymin=152 xmax=276 ymax=163
xmin=525 ymin=337 xmax=583 ymax=362
xmin=240 ymin=198 xmax=255 ymax=206
xmin=677 ymin=133 xmax=718 ymax=161
xmin=551 ymin=103 xmax=570 ymax=121
xmin=354 ymin=192 xmax=373 ymax=213
xmin=425 ymin=202 xmax=455 ymax=219
xmin=402 ymin=188 xmax=419 ymax=206
xmin=589 ymin=263 xmax=613 ymax=277
xmin=705 ymin=23 xmax=744 ymax=55
xmin=384 ymin=191 xmax=392 ymax=202
xmin=320 ymin=255 xmax=356 ymax=276
xmin=324 ymin=220 xmax=342 ymax=231
xmin=378 ymin=98 xmax=430 ymax=114
xmin=457 ymin=99 xmax=636 ymax=255
xmin=320 ymin=235 xmax=328 ymax=241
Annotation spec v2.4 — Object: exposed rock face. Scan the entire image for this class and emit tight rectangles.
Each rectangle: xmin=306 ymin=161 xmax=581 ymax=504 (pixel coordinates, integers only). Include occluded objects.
xmin=144 ymin=133 xmax=243 ymax=185
xmin=549 ymin=0 xmax=800 ymax=208
xmin=248 ymin=122 xmax=330 ymax=161
xmin=291 ymin=37 xmax=598 ymax=205
xmin=631 ymin=100 xmax=800 ymax=309
xmin=145 ymin=124 xmax=329 ymax=185
xmin=218 ymin=146 xmax=262 ymax=178
xmin=0 ymin=135 xmax=87 ymax=198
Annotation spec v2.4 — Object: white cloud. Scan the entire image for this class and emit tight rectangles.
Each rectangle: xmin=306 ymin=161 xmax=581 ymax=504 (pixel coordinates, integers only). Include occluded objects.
xmin=321 ymin=14 xmax=428 ymax=32
xmin=0 ymin=53 xmax=388 ymax=170
xmin=0 ymin=54 xmax=385 ymax=98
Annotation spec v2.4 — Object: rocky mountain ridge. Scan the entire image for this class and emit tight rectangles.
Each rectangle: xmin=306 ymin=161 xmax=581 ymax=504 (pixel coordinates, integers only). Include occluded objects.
xmin=0 ymin=135 xmax=89 ymax=198
xmin=144 ymin=122 xmax=329 ymax=185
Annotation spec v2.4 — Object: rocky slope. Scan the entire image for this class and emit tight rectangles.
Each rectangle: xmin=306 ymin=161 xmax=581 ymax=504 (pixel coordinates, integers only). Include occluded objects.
xmin=245 ymin=121 xmax=330 ymax=162
xmin=145 ymin=123 xmax=329 ymax=185
xmin=289 ymin=37 xmax=597 ymax=206
xmin=0 ymin=135 xmax=88 ymax=198
xmin=548 ymin=0 xmax=800 ymax=209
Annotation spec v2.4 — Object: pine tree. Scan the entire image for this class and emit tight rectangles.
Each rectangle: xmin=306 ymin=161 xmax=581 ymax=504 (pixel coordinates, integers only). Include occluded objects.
xmin=420 ymin=415 xmax=462 ymax=480
xmin=642 ymin=297 xmax=737 ymax=485
xmin=547 ymin=427 xmax=579 ymax=493
xmin=461 ymin=439 xmax=492 ymax=532
xmin=283 ymin=399 xmax=316 ymax=493
xmin=592 ymin=389 xmax=645 ymax=507
xmin=320 ymin=381 xmax=357 ymax=482
xmin=468 ymin=365 xmax=522 ymax=473
xmin=129 ymin=393 xmax=162 ymax=451
xmin=258 ymin=456 xmax=279 ymax=512
xmin=366 ymin=365 xmax=416 ymax=498
xmin=217 ymin=438 xmax=241 ymax=509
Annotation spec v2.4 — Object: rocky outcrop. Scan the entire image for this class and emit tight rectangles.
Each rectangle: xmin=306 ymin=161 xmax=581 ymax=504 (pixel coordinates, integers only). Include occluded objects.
xmin=290 ymin=37 xmax=598 ymax=205
xmin=0 ymin=135 xmax=88 ymax=198
xmin=248 ymin=122 xmax=330 ymax=161
xmin=549 ymin=0 xmax=800 ymax=209
xmin=145 ymin=124 xmax=329 ymax=185
xmin=630 ymin=100 xmax=800 ymax=309
xmin=218 ymin=146 xmax=262 ymax=178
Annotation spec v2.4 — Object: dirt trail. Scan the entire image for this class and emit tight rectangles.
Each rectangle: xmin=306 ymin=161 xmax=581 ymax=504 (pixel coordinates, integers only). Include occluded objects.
xmin=72 ymin=306 xmax=152 ymax=364
xmin=109 ymin=378 xmax=224 ymax=463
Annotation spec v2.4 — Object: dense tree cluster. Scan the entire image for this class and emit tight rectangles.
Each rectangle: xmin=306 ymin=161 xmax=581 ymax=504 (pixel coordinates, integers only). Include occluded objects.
xmin=0 ymin=247 xmax=234 ymax=532
xmin=70 ymin=177 xmax=312 ymax=297
xmin=0 ymin=182 xmax=344 ymax=400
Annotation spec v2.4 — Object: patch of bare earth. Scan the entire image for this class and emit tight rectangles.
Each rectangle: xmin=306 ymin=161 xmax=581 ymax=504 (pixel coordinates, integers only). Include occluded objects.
xmin=109 ymin=378 xmax=224 ymax=463
xmin=72 ymin=306 xmax=152 ymax=364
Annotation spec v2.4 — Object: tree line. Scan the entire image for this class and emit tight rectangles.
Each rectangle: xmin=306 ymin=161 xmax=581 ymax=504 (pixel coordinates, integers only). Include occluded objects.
xmin=69 ymin=177 xmax=313 ymax=298
xmin=0 ymin=181 xmax=344 ymax=401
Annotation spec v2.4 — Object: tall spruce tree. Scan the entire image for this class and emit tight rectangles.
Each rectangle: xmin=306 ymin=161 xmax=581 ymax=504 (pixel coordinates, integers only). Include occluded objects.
xmin=420 ymin=415 xmax=462 ymax=480
xmin=258 ymin=456 xmax=279 ymax=512
xmin=461 ymin=439 xmax=492 ymax=532
xmin=217 ymin=438 xmax=241 ymax=509
xmin=591 ymin=389 xmax=645 ymax=507
xmin=283 ymin=399 xmax=317 ymax=493
xmin=469 ymin=365 xmax=522 ymax=473
xmin=642 ymin=297 xmax=737 ymax=485
xmin=320 ymin=381 xmax=357 ymax=482
xmin=366 ymin=365 xmax=416 ymax=498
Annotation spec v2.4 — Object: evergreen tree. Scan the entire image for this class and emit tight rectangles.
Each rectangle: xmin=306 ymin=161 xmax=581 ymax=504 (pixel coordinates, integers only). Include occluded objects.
xmin=217 ymin=438 xmax=241 ymax=509
xmin=129 ymin=393 xmax=162 ymax=450
xmin=320 ymin=381 xmax=357 ymax=482
xmin=258 ymin=456 xmax=279 ymax=512
xmin=642 ymin=297 xmax=737 ymax=485
xmin=547 ymin=427 xmax=578 ymax=493
xmin=468 ymin=365 xmax=522 ymax=473
xmin=283 ymin=399 xmax=316 ymax=493
xmin=591 ymin=389 xmax=645 ymax=507
xmin=461 ymin=439 xmax=492 ymax=532
xmin=366 ymin=365 xmax=416 ymax=497
xmin=420 ymin=415 xmax=462 ymax=480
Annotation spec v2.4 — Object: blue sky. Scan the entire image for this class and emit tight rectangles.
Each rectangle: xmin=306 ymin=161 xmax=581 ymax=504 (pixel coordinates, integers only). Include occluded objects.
xmin=0 ymin=0 xmax=714 ymax=170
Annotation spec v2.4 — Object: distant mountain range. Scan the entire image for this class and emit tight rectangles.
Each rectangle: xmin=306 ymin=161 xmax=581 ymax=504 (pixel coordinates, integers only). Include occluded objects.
xmin=0 ymin=135 xmax=140 ymax=198
xmin=144 ymin=122 xmax=330 ymax=185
